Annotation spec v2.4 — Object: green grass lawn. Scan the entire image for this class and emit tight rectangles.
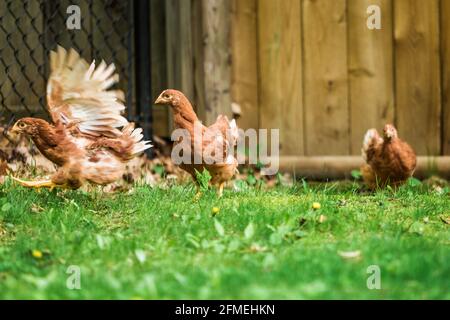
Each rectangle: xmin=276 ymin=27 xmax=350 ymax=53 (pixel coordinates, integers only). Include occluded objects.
xmin=0 ymin=179 xmax=449 ymax=299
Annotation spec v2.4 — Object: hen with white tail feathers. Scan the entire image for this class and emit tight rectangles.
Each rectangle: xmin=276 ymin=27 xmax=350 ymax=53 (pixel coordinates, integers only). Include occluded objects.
xmin=9 ymin=46 xmax=151 ymax=190
xmin=361 ymin=124 xmax=416 ymax=189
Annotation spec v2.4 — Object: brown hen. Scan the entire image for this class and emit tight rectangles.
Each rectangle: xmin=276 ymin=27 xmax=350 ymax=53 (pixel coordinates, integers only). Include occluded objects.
xmin=361 ymin=124 xmax=417 ymax=189
xmin=9 ymin=46 xmax=151 ymax=190
xmin=155 ymin=89 xmax=238 ymax=196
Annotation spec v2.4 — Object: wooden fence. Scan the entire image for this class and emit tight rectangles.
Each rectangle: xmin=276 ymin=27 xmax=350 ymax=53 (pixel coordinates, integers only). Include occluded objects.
xmin=231 ymin=0 xmax=450 ymax=157
xmin=2 ymin=0 xmax=450 ymax=164
xmin=154 ymin=0 xmax=450 ymax=159
xmin=152 ymin=0 xmax=233 ymax=136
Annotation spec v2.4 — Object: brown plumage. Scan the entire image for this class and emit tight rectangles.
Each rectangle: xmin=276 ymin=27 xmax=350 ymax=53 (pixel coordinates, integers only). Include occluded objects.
xmin=155 ymin=89 xmax=238 ymax=196
xmin=361 ymin=124 xmax=417 ymax=189
xmin=9 ymin=46 xmax=151 ymax=190
xmin=0 ymin=157 xmax=8 ymax=184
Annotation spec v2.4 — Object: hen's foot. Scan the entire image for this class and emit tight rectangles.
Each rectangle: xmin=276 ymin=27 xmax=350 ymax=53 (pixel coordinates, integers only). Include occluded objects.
xmin=11 ymin=177 xmax=58 ymax=191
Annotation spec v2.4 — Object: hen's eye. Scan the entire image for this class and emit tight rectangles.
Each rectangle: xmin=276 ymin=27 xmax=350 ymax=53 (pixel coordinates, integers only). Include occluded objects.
xmin=18 ymin=122 xmax=26 ymax=128
xmin=164 ymin=94 xmax=171 ymax=99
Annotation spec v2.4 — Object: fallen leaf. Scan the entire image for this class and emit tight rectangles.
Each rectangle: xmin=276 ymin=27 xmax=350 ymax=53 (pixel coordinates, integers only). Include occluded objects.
xmin=262 ymin=253 xmax=276 ymax=269
xmin=96 ymin=234 xmax=111 ymax=250
xmin=31 ymin=204 xmax=44 ymax=214
xmin=0 ymin=224 xmax=7 ymax=238
xmin=214 ymin=219 xmax=225 ymax=237
xmin=1 ymin=203 xmax=12 ymax=212
xmin=433 ymin=186 xmax=444 ymax=195
xmin=318 ymin=215 xmax=327 ymax=223
xmin=292 ymin=230 xmax=307 ymax=239
xmin=244 ymin=222 xmax=255 ymax=240
xmin=135 ymin=249 xmax=147 ymax=264
xmin=249 ymin=243 xmax=267 ymax=253
xmin=269 ymin=233 xmax=283 ymax=245
xmin=338 ymin=250 xmax=361 ymax=260
xmin=409 ymin=221 xmax=425 ymax=235
xmin=440 ymin=215 xmax=450 ymax=225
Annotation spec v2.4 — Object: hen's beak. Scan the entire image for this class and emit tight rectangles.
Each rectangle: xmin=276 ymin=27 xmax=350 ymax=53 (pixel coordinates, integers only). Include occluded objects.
xmin=3 ymin=123 xmax=20 ymax=145
xmin=154 ymin=93 xmax=166 ymax=105
xmin=9 ymin=123 xmax=19 ymax=135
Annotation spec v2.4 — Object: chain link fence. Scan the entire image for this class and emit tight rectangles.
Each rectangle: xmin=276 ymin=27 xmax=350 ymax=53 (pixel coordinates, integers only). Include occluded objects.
xmin=0 ymin=0 xmax=136 ymax=125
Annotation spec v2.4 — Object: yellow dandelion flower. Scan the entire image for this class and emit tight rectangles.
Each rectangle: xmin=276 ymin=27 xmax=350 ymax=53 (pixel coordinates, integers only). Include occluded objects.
xmin=32 ymin=249 xmax=43 ymax=259
xmin=212 ymin=207 xmax=220 ymax=215
xmin=312 ymin=202 xmax=321 ymax=210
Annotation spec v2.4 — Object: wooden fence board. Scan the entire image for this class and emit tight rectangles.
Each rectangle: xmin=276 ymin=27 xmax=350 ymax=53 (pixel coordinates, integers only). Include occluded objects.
xmin=201 ymin=0 xmax=232 ymax=125
xmin=165 ymin=0 xmax=181 ymax=92
xmin=231 ymin=0 xmax=259 ymax=130
xmin=179 ymin=0 xmax=194 ymax=103
xmin=348 ymin=0 xmax=394 ymax=154
xmin=150 ymin=0 xmax=169 ymax=136
xmin=303 ymin=0 xmax=349 ymax=155
xmin=442 ymin=0 xmax=450 ymax=155
xmin=165 ymin=0 xmax=182 ymax=132
xmin=191 ymin=0 xmax=207 ymax=122
xmin=394 ymin=0 xmax=441 ymax=155
xmin=258 ymin=0 xmax=303 ymax=155
xmin=165 ymin=0 xmax=199 ymax=131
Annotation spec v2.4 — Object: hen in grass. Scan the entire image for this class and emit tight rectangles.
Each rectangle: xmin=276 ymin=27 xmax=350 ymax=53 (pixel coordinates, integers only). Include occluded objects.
xmin=9 ymin=46 xmax=151 ymax=190
xmin=361 ymin=124 xmax=416 ymax=189
xmin=155 ymin=89 xmax=238 ymax=197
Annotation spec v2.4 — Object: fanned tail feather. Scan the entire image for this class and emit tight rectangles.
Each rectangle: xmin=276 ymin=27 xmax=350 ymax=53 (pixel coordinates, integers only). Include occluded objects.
xmin=121 ymin=123 xmax=152 ymax=156
xmin=362 ymin=129 xmax=381 ymax=161
xmin=228 ymin=119 xmax=239 ymax=147
xmin=47 ymin=45 xmax=128 ymax=137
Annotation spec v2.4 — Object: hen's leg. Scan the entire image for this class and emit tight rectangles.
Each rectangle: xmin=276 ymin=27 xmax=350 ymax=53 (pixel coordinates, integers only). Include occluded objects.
xmin=51 ymin=167 xmax=82 ymax=190
xmin=194 ymin=191 xmax=202 ymax=201
xmin=11 ymin=177 xmax=58 ymax=191
xmin=193 ymin=184 xmax=202 ymax=201
xmin=217 ymin=182 xmax=225 ymax=198
xmin=361 ymin=164 xmax=377 ymax=190
xmin=192 ymin=176 xmax=203 ymax=201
